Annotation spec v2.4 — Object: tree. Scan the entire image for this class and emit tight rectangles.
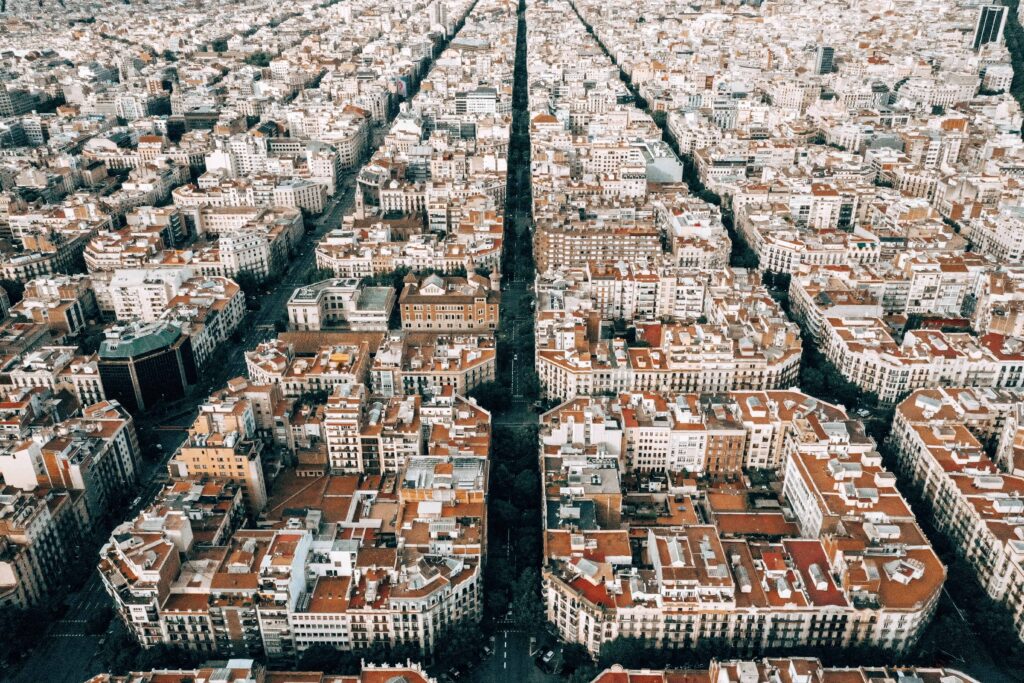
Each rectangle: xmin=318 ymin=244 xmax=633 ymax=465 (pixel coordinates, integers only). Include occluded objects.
xmin=361 ymin=266 xmax=411 ymax=290
xmin=512 ymin=469 xmax=537 ymax=503
xmin=99 ymin=627 xmax=142 ymax=674
xmin=79 ymin=329 xmax=107 ymax=355
xmin=520 ymin=369 xmax=541 ymax=401
xmin=568 ymin=666 xmax=601 ymax=683
xmin=597 ymin=636 xmax=649 ymax=669
xmin=233 ymin=270 xmax=261 ymax=295
xmin=0 ymin=607 xmax=49 ymax=665
xmin=297 ymin=643 xmax=358 ymax=673
xmin=84 ymin=605 xmax=113 ymax=635
xmin=244 ymin=51 xmax=273 ymax=67
xmin=304 ymin=267 xmax=335 ymax=284
xmin=433 ymin=620 xmax=483 ymax=670
xmin=296 ymin=389 xmax=330 ymax=408
xmin=490 ymin=499 xmax=520 ymax=528
xmin=561 ymin=642 xmax=594 ymax=676
xmin=511 ymin=568 xmax=545 ymax=636
xmin=467 ymin=381 xmax=508 ymax=413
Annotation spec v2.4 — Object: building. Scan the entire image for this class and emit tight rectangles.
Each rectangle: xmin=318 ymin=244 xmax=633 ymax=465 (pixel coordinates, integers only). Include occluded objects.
xmin=973 ymin=4 xmax=1008 ymax=51
xmin=168 ymin=396 xmax=269 ymax=514
xmin=245 ymin=338 xmax=370 ymax=398
xmin=11 ymin=275 xmax=97 ymax=339
xmin=100 ymin=408 xmax=489 ymax=658
xmin=286 ymin=278 xmax=395 ymax=331
xmin=97 ymin=321 xmax=199 ymax=414
xmin=888 ymin=387 xmax=1024 ymax=642
xmin=371 ymin=332 xmax=497 ymax=398
xmin=588 ymin=659 xmax=979 ymax=683
xmin=540 ymin=390 xmax=944 ymax=656
xmin=36 ymin=400 xmax=142 ymax=522
xmin=814 ymin=46 xmax=835 ymax=75
xmin=85 ymin=660 xmax=437 ymax=683
xmin=0 ymin=486 xmax=88 ymax=609
xmin=399 ymin=273 xmax=500 ymax=333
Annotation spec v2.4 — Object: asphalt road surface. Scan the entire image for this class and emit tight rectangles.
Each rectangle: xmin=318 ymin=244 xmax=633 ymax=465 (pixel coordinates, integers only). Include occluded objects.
xmin=465 ymin=630 xmax=558 ymax=683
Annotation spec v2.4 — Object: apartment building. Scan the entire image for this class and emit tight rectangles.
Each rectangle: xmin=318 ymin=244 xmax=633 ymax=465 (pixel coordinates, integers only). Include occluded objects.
xmin=245 ymin=338 xmax=370 ymax=398
xmin=84 ymin=227 xmax=166 ymax=274
xmin=172 ymin=175 xmax=326 ymax=215
xmin=86 ymin=660 xmax=437 ymax=683
xmin=168 ymin=396 xmax=269 ymax=514
xmin=533 ymin=211 xmax=664 ymax=275
xmin=0 ymin=485 xmax=88 ymax=609
xmin=539 ymin=389 xmax=943 ymax=656
xmin=588 ymin=659 xmax=979 ymax=683
xmin=100 ymin=412 xmax=488 ymax=659
xmin=321 ymin=383 xmax=421 ymax=474
xmin=888 ymin=387 xmax=1024 ymax=641
xmin=371 ymin=332 xmax=496 ymax=398
xmin=11 ymin=275 xmax=97 ymax=338
xmin=35 ymin=400 xmax=142 ymax=521
xmin=536 ymin=314 xmax=801 ymax=402
xmin=789 ymin=268 xmax=1024 ymax=404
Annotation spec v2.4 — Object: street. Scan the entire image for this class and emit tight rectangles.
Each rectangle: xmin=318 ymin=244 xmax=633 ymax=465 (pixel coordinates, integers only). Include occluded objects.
xmin=5 ymin=424 xmax=187 ymax=683
xmin=465 ymin=630 xmax=559 ymax=683
xmin=215 ymin=177 xmax=358 ymax=385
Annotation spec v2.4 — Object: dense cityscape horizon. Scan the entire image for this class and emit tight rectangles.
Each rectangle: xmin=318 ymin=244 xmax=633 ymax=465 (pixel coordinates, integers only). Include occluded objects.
xmin=0 ymin=1 xmax=1022 ymax=682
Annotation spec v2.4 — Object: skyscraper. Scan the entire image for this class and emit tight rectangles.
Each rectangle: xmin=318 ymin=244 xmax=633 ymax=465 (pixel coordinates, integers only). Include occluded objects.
xmin=815 ymin=45 xmax=835 ymax=74
xmin=973 ymin=4 xmax=1008 ymax=51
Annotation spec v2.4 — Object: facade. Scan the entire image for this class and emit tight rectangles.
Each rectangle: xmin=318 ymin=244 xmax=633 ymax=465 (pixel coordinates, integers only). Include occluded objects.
xmin=399 ymin=273 xmax=500 ymax=333
xmin=371 ymin=332 xmax=497 ymax=398
xmin=97 ymin=321 xmax=199 ymax=414
xmin=244 ymin=338 xmax=370 ymax=398
xmin=888 ymin=387 xmax=1024 ymax=641
xmin=540 ymin=391 xmax=944 ymax=656
xmin=100 ymin=400 xmax=489 ymax=659
xmin=535 ymin=270 xmax=802 ymax=401
xmin=86 ymin=660 xmax=437 ymax=683
xmin=588 ymin=660 xmax=979 ymax=683
xmin=286 ymin=278 xmax=395 ymax=332
xmin=974 ymin=4 xmax=1008 ymax=51
xmin=168 ymin=396 xmax=268 ymax=514
xmin=12 ymin=275 xmax=97 ymax=338
xmin=0 ymin=486 xmax=88 ymax=609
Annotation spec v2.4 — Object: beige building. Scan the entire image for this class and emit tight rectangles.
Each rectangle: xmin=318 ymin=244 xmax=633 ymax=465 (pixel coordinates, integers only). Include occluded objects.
xmin=889 ymin=387 xmax=1024 ymax=642
xmin=169 ymin=397 xmax=268 ymax=514
xmin=540 ymin=391 xmax=943 ymax=656
xmin=371 ymin=332 xmax=497 ymax=398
